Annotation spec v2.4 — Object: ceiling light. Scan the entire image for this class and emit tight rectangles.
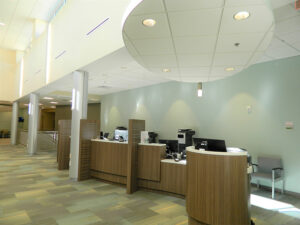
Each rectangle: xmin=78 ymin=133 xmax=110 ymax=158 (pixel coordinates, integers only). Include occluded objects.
xmin=162 ymin=68 xmax=171 ymax=73
xmin=197 ymin=83 xmax=203 ymax=97
xmin=0 ymin=22 xmax=5 ymax=26
xmin=50 ymin=101 xmax=58 ymax=104
xmin=234 ymin=11 xmax=250 ymax=20
xmin=142 ymin=19 xmax=156 ymax=27
xmin=50 ymin=106 xmax=56 ymax=109
xmin=225 ymin=67 xmax=235 ymax=72
xmin=43 ymin=97 xmax=54 ymax=100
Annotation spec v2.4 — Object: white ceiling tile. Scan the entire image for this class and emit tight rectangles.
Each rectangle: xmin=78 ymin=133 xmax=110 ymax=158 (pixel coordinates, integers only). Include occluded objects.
xmin=173 ymin=36 xmax=217 ymax=54
xmin=247 ymin=51 xmax=265 ymax=66
xmin=131 ymin=0 xmax=165 ymax=15
xmin=210 ymin=66 xmax=243 ymax=77
xmin=275 ymin=15 xmax=300 ymax=36
xmin=142 ymin=54 xmax=177 ymax=67
xmin=168 ymin=9 xmax=222 ymax=36
xmin=258 ymin=29 xmax=275 ymax=51
xmin=165 ymin=0 xmax=224 ymax=11
xmin=179 ymin=77 xmax=209 ymax=82
xmin=278 ymin=30 xmax=300 ymax=45
xmin=265 ymin=44 xmax=299 ymax=59
xmin=220 ymin=5 xmax=274 ymax=35
xmin=177 ymin=54 xmax=213 ymax=67
xmin=123 ymin=13 xmax=171 ymax=39
xmin=213 ymin=52 xmax=253 ymax=66
xmin=226 ymin=0 xmax=265 ymax=7
xmin=208 ymin=76 xmax=226 ymax=82
xmin=132 ymin=38 xmax=175 ymax=55
xmin=271 ymin=0 xmax=295 ymax=9
xmin=180 ymin=67 xmax=210 ymax=76
xmin=216 ymin=33 xmax=265 ymax=53
xmin=273 ymin=4 xmax=299 ymax=22
xmin=291 ymin=41 xmax=300 ymax=51
xmin=255 ymin=54 xmax=274 ymax=64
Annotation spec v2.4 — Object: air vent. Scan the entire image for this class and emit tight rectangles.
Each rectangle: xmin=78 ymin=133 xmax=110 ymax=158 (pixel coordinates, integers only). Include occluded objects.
xmin=98 ymin=85 xmax=112 ymax=89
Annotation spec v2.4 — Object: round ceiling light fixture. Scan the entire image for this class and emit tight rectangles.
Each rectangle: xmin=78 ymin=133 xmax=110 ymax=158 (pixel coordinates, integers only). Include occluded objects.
xmin=225 ymin=67 xmax=235 ymax=72
xmin=234 ymin=11 xmax=250 ymax=21
xmin=162 ymin=68 xmax=171 ymax=73
xmin=142 ymin=19 xmax=156 ymax=27
xmin=0 ymin=22 xmax=5 ymax=26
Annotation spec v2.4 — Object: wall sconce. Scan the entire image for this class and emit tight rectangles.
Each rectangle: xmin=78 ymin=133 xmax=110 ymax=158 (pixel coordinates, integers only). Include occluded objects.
xmin=197 ymin=82 xmax=203 ymax=97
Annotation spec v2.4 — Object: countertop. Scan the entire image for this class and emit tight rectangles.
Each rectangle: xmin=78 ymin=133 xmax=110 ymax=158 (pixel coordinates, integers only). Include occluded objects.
xmin=138 ymin=143 xmax=166 ymax=147
xmin=91 ymin=139 xmax=128 ymax=145
xmin=186 ymin=146 xmax=248 ymax=156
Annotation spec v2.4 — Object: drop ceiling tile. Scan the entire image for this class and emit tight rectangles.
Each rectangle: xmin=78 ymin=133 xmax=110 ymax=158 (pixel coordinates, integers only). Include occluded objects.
xmin=220 ymin=5 xmax=273 ymax=35
xmin=124 ymin=13 xmax=171 ymax=39
xmin=180 ymin=77 xmax=209 ymax=82
xmin=246 ymin=51 xmax=265 ymax=66
xmin=275 ymin=15 xmax=300 ymax=36
xmin=180 ymin=67 xmax=210 ymax=77
xmin=168 ymin=9 xmax=222 ymax=36
xmin=213 ymin=52 xmax=253 ymax=66
xmin=142 ymin=54 xmax=177 ymax=67
xmin=273 ymin=3 xmax=300 ymax=22
xmin=265 ymin=44 xmax=299 ymax=59
xmin=132 ymin=38 xmax=175 ymax=55
xmin=278 ymin=30 xmax=300 ymax=44
xmin=173 ymin=36 xmax=217 ymax=54
xmin=165 ymin=0 xmax=224 ymax=11
xmin=258 ymin=29 xmax=275 ymax=51
xmin=131 ymin=0 xmax=165 ymax=15
xmin=209 ymin=76 xmax=226 ymax=82
xmin=177 ymin=54 xmax=213 ymax=67
xmin=216 ymin=33 xmax=265 ymax=53
xmin=255 ymin=54 xmax=273 ymax=64
xmin=124 ymin=38 xmax=139 ymax=57
xmin=271 ymin=0 xmax=295 ymax=9
xmin=291 ymin=41 xmax=300 ymax=51
xmin=225 ymin=0 xmax=265 ymax=7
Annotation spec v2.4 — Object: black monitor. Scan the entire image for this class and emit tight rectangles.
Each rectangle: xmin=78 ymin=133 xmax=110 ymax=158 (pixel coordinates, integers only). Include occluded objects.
xmin=159 ymin=139 xmax=178 ymax=153
xmin=193 ymin=138 xmax=227 ymax=152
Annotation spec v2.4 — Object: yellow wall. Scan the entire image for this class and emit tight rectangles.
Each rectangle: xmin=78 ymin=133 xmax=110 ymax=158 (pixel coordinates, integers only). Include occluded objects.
xmin=0 ymin=48 xmax=17 ymax=101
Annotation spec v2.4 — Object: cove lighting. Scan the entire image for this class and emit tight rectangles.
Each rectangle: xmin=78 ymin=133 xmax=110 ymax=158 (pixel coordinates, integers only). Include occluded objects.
xmin=197 ymin=83 xmax=203 ymax=97
xmin=234 ymin=11 xmax=250 ymax=21
xmin=226 ymin=67 xmax=235 ymax=72
xmin=143 ymin=19 xmax=156 ymax=27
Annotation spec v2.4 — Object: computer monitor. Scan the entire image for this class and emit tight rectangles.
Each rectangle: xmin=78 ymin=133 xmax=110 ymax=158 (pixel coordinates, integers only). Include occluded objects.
xmin=114 ymin=130 xmax=128 ymax=141
xmin=193 ymin=138 xmax=227 ymax=152
xmin=159 ymin=139 xmax=178 ymax=153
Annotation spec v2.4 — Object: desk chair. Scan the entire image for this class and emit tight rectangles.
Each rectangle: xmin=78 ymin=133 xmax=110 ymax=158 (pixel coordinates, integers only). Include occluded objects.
xmin=252 ymin=156 xmax=284 ymax=199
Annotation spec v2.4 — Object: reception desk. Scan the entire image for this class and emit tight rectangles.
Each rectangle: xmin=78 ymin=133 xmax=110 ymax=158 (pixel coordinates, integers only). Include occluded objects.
xmin=90 ymin=139 xmax=128 ymax=184
xmin=186 ymin=147 xmax=250 ymax=225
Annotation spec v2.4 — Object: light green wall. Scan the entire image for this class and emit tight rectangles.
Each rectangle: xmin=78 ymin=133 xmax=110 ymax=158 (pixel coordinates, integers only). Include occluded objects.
xmin=101 ymin=55 xmax=300 ymax=193
xmin=0 ymin=111 xmax=12 ymax=131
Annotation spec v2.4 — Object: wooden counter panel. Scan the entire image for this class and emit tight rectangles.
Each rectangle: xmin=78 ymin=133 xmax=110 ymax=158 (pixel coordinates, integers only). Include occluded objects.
xmin=57 ymin=120 xmax=71 ymax=170
xmin=90 ymin=141 xmax=128 ymax=177
xmin=138 ymin=161 xmax=186 ymax=196
xmin=137 ymin=145 xmax=166 ymax=181
xmin=90 ymin=170 xmax=127 ymax=185
xmin=186 ymin=151 xmax=250 ymax=225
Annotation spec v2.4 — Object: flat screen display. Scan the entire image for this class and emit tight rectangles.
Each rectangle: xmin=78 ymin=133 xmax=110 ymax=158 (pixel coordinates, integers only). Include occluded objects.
xmin=193 ymin=138 xmax=227 ymax=152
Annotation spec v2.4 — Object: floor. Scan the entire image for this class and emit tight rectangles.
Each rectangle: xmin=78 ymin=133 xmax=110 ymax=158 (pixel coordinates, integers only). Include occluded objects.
xmin=0 ymin=145 xmax=300 ymax=225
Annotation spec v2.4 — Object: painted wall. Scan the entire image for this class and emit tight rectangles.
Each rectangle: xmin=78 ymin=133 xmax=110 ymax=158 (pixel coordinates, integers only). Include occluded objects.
xmin=0 ymin=112 xmax=12 ymax=131
xmin=0 ymin=48 xmax=17 ymax=101
xmin=101 ymin=55 xmax=300 ymax=193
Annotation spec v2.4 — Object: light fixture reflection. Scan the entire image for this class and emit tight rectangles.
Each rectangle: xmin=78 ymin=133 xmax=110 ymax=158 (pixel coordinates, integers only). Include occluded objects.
xmin=234 ymin=11 xmax=250 ymax=20
xmin=197 ymin=83 xmax=203 ymax=97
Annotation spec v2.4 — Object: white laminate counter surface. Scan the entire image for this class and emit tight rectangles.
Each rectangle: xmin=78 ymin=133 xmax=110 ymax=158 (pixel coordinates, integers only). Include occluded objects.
xmin=138 ymin=143 xmax=166 ymax=147
xmin=186 ymin=146 xmax=248 ymax=156
xmin=161 ymin=159 xmax=187 ymax=165
xmin=91 ymin=139 xmax=128 ymax=145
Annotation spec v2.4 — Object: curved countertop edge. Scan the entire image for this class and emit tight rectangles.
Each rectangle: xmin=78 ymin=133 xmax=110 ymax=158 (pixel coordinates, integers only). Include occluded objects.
xmin=138 ymin=143 xmax=166 ymax=147
xmin=186 ymin=146 xmax=248 ymax=156
xmin=91 ymin=139 xmax=128 ymax=145
xmin=161 ymin=159 xmax=187 ymax=165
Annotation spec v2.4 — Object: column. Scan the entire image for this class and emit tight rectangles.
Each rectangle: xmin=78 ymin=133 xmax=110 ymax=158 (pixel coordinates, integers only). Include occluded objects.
xmin=10 ymin=102 xmax=19 ymax=145
xmin=69 ymin=70 xmax=88 ymax=180
xmin=27 ymin=93 xmax=39 ymax=155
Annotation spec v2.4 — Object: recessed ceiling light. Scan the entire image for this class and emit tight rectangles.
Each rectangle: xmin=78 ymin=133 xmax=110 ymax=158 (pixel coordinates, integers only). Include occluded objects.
xmin=234 ymin=11 xmax=250 ymax=21
xmin=0 ymin=22 xmax=5 ymax=26
xmin=50 ymin=106 xmax=56 ymax=109
xmin=43 ymin=97 xmax=54 ymax=100
xmin=162 ymin=68 xmax=171 ymax=73
xmin=142 ymin=19 xmax=156 ymax=27
xmin=225 ymin=67 xmax=235 ymax=72
xmin=50 ymin=101 xmax=58 ymax=104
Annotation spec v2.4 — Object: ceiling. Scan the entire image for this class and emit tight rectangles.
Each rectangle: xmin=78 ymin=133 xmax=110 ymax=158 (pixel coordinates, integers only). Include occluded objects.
xmin=17 ymin=47 xmax=169 ymax=106
xmin=123 ymin=0 xmax=275 ymax=83
xmin=0 ymin=0 xmax=64 ymax=51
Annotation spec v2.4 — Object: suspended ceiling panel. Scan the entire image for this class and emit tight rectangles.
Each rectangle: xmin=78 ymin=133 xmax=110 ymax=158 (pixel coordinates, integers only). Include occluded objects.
xmin=123 ymin=0 xmax=275 ymax=82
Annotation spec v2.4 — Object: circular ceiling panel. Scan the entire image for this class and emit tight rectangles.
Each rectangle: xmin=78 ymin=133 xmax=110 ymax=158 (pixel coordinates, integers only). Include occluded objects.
xmin=122 ymin=0 xmax=274 ymax=82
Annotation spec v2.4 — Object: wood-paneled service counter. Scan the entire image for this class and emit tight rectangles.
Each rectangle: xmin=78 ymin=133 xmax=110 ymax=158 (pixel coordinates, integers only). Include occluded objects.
xmin=90 ymin=139 xmax=128 ymax=184
xmin=186 ymin=147 xmax=250 ymax=225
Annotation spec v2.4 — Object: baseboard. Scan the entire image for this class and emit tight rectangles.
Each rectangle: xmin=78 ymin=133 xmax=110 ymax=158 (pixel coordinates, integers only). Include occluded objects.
xmin=251 ymin=183 xmax=300 ymax=198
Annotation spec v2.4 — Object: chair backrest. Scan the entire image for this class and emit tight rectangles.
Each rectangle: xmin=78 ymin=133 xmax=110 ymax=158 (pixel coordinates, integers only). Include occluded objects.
xmin=257 ymin=156 xmax=282 ymax=173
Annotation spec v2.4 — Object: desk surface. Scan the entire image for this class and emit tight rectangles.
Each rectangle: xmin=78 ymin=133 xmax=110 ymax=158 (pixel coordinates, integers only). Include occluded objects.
xmin=186 ymin=146 xmax=248 ymax=156
xmin=161 ymin=159 xmax=187 ymax=165
xmin=91 ymin=139 xmax=128 ymax=145
xmin=138 ymin=143 xmax=166 ymax=147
